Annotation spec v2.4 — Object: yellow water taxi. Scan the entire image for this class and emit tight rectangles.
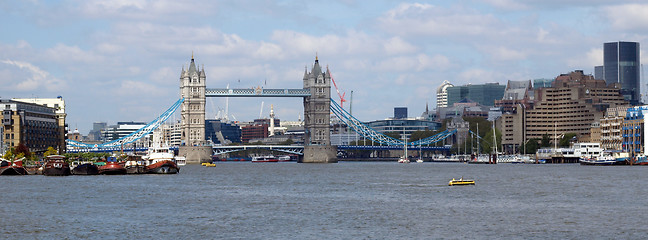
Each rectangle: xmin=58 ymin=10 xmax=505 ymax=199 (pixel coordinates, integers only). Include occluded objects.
xmin=203 ymin=163 xmax=216 ymax=167
xmin=448 ymin=177 xmax=475 ymax=186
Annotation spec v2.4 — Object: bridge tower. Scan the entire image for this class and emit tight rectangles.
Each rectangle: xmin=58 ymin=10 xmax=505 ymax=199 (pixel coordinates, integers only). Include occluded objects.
xmin=302 ymin=56 xmax=338 ymax=163
xmin=178 ymin=54 xmax=212 ymax=163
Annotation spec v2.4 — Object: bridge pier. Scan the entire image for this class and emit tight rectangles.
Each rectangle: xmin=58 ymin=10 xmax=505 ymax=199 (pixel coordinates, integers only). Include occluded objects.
xmin=301 ymin=145 xmax=337 ymax=163
xmin=179 ymin=146 xmax=212 ymax=164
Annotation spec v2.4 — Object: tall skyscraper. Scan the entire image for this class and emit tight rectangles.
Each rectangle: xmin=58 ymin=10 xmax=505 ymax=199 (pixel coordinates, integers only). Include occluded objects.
xmin=603 ymin=41 xmax=640 ymax=105
xmin=436 ymin=80 xmax=453 ymax=108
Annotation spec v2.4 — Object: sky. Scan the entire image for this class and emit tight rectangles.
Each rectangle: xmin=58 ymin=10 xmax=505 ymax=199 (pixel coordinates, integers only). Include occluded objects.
xmin=2 ymin=0 xmax=648 ymax=134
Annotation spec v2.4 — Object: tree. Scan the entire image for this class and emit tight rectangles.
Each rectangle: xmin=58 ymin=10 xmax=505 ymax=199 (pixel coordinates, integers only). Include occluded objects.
xmin=522 ymin=138 xmax=540 ymax=154
xmin=15 ymin=143 xmax=31 ymax=158
xmin=559 ymin=133 xmax=577 ymax=147
xmin=280 ymin=138 xmax=294 ymax=145
xmin=482 ymin=127 xmax=502 ymax=154
xmin=44 ymin=147 xmax=58 ymax=157
xmin=541 ymin=134 xmax=551 ymax=148
xmin=409 ymin=130 xmax=437 ymax=142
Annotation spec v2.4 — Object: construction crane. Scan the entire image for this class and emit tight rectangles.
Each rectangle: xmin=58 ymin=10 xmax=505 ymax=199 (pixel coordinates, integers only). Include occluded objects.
xmin=328 ymin=66 xmax=347 ymax=109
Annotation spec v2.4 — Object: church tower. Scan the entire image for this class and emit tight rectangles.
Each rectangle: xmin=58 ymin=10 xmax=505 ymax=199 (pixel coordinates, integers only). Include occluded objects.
xmin=179 ymin=54 xmax=206 ymax=146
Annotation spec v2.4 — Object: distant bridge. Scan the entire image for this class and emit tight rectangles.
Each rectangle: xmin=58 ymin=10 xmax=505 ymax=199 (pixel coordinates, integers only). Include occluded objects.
xmin=206 ymin=88 xmax=311 ymax=97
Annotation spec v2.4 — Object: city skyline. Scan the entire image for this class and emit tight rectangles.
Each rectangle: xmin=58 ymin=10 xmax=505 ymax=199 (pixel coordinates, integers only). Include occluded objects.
xmin=2 ymin=1 xmax=648 ymax=134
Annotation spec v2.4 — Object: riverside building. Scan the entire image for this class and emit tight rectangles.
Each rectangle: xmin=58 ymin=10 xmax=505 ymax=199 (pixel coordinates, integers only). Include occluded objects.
xmin=499 ymin=70 xmax=629 ymax=153
xmin=1 ymin=99 xmax=64 ymax=153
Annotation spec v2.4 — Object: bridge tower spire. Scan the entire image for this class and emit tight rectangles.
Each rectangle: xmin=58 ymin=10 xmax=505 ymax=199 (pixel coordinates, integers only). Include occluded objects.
xmin=302 ymin=55 xmax=337 ymax=163
xmin=179 ymin=54 xmax=212 ymax=163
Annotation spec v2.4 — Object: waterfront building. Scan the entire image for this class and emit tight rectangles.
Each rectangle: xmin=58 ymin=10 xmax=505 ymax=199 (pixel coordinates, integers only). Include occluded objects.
xmin=446 ymin=83 xmax=505 ymax=107
xmin=603 ymin=41 xmax=641 ymax=105
xmin=365 ymin=118 xmax=441 ymax=140
xmin=436 ymin=80 xmax=453 ymax=108
xmin=205 ymin=119 xmax=242 ymax=144
xmin=12 ymin=97 xmax=67 ymax=153
xmin=600 ymin=106 xmax=628 ymax=150
xmin=158 ymin=122 xmax=182 ymax=146
xmin=623 ymin=106 xmax=648 ymax=156
xmin=1 ymin=99 xmax=63 ymax=153
xmin=500 ymin=70 xmax=628 ymax=153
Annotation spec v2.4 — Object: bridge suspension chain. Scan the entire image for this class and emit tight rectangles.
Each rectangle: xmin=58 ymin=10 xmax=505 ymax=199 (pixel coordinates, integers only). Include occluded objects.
xmin=66 ymin=98 xmax=185 ymax=149
xmin=330 ymin=99 xmax=456 ymax=146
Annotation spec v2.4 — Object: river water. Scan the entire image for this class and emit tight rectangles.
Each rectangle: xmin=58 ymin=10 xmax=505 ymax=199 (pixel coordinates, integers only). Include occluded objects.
xmin=2 ymin=162 xmax=648 ymax=239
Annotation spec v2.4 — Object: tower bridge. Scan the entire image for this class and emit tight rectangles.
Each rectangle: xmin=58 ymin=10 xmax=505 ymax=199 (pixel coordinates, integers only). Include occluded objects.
xmin=67 ymin=55 xmax=459 ymax=163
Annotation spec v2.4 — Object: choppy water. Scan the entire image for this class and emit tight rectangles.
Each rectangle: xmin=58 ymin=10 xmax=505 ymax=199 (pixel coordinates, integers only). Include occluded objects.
xmin=2 ymin=162 xmax=648 ymax=239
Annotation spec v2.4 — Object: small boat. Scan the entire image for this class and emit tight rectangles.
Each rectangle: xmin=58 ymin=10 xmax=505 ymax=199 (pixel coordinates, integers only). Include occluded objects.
xmin=0 ymin=158 xmax=28 ymax=175
xmin=124 ymin=156 xmax=147 ymax=174
xmin=43 ymin=155 xmax=71 ymax=176
xmin=416 ymin=159 xmax=424 ymax=163
xmin=397 ymin=157 xmax=410 ymax=163
xmin=174 ymin=156 xmax=187 ymax=166
xmin=579 ymin=155 xmax=623 ymax=165
xmin=71 ymin=162 xmax=99 ymax=175
xmin=449 ymin=177 xmax=475 ymax=186
xmin=252 ymin=155 xmax=279 ymax=162
xmin=203 ymin=163 xmax=216 ymax=167
xmin=143 ymin=145 xmax=179 ymax=174
xmin=98 ymin=161 xmax=127 ymax=175
xmin=277 ymin=156 xmax=292 ymax=162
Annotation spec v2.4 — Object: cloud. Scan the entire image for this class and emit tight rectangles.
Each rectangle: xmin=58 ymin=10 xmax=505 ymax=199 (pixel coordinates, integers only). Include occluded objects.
xmin=0 ymin=59 xmax=67 ymax=92
xmin=377 ymin=3 xmax=500 ymax=37
xmin=602 ymin=4 xmax=648 ymax=32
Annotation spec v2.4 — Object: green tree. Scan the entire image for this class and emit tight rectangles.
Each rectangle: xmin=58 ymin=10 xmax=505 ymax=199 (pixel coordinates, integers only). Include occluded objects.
xmin=44 ymin=147 xmax=58 ymax=157
xmin=280 ymin=138 xmax=294 ymax=145
xmin=482 ymin=127 xmax=502 ymax=154
xmin=541 ymin=134 xmax=551 ymax=148
xmin=559 ymin=133 xmax=577 ymax=147
xmin=522 ymin=138 xmax=540 ymax=154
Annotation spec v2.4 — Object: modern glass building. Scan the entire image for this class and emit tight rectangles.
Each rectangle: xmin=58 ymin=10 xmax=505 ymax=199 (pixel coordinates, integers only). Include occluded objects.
xmin=394 ymin=107 xmax=407 ymax=119
xmin=446 ymin=83 xmax=505 ymax=107
xmin=365 ymin=119 xmax=441 ymax=140
xmin=205 ymin=119 xmax=241 ymax=144
xmin=604 ymin=41 xmax=640 ymax=105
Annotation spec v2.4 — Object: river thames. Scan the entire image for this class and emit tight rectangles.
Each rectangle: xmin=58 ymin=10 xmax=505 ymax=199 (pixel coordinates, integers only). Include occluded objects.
xmin=2 ymin=162 xmax=648 ymax=239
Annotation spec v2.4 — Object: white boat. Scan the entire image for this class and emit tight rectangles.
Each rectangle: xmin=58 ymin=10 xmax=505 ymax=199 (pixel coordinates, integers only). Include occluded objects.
xmin=174 ymin=156 xmax=187 ymax=166
xmin=143 ymin=144 xmax=179 ymax=174
xmin=398 ymin=157 xmax=410 ymax=163
xmin=416 ymin=159 xmax=423 ymax=163
xmin=252 ymin=155 xmax=278 ymax=162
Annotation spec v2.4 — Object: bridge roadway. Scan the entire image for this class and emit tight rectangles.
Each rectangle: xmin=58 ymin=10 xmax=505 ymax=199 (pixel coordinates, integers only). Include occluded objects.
xmin=68 ymin=145 xmax=450 ymax=155
xmin=205 ymin=88 xmax=311 ymax=97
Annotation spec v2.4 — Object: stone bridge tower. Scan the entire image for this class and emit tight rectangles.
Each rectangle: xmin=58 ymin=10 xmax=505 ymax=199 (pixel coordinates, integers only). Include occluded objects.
xmin=178 ymin=54 xmax=212 ymax=163
xmin=302 ymin=56 xmax=338 ymax=163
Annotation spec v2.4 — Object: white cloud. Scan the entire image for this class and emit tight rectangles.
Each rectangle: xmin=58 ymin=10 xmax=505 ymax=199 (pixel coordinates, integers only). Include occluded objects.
xmin=0 ymin=59 xmax=67 ymax=91
xmin=377 ymin=3 xmax=500 ymax=37
xmin=603 ymin=4 xmax=648 ymax=31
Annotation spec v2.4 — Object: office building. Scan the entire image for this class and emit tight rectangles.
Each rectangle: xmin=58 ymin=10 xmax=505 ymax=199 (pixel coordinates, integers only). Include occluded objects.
xmin=1 ymin=99 xmax=64 ymax=153
xmin=446 ymin=83 xmax=505 ymax=107
xmin=394 ymin=107 xmax=407 ymax=119
xmin=436 ymin=80 xmax=453 ymax=108
xmin=603 ymin=41 xmax=640 ymax=104
xmin=205 ymin=119 xmax=242 ymax=144
xmin=499 ymin=70 xmax=628 ymax=153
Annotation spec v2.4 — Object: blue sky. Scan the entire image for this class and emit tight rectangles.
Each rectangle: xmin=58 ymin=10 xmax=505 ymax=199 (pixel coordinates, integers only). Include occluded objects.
xmin=2 ymin=0 xmax=648 ymax=134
